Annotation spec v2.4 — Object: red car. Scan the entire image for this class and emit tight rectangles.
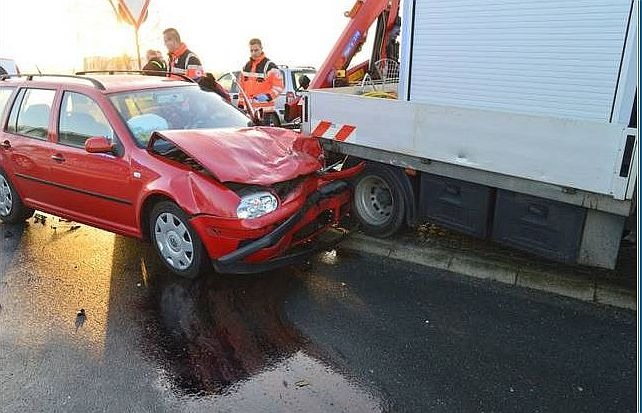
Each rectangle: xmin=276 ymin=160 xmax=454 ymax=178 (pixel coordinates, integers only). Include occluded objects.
xmin=0 ymin=73 xmax=359 ymax=278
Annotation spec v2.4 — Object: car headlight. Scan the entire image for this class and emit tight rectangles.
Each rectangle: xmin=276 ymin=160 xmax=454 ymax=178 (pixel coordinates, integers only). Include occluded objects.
xmin=236 ymin=191 xmax=278 ymax=219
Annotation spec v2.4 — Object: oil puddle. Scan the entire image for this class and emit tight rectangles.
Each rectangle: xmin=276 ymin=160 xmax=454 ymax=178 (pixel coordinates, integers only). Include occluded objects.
xmin=145 ymin=271 xmax=303 ymax=393
xmin=142 ymin=263 xmax=386 ymax=411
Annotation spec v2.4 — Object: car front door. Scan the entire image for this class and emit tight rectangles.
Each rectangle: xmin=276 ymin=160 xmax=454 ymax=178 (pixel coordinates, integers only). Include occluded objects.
xmin=49 ymin=91 xmax=139 ymax=235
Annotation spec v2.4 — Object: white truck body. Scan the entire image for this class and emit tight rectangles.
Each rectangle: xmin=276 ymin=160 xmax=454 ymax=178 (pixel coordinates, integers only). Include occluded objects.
xmin=303 ymin=0 xmax=638 ymax=268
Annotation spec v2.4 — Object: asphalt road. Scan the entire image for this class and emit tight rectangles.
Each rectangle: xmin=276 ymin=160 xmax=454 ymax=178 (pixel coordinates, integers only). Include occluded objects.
xmin=0 ymin=219 xmax=636 ymax=412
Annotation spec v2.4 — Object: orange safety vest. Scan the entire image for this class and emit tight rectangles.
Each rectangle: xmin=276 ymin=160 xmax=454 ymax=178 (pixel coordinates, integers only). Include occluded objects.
xmin=168 ymin=43 xmax=203 ymax=80
xmin=238 ymin=53 xmax=284 ymax=112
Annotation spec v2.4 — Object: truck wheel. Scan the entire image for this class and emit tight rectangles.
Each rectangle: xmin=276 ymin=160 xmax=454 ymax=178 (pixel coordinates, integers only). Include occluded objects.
xmin=352 ymin=163 xmax=406 ymax=237
xmin=0 ymin=170 xmax=34 ymax=224
xmin=150 ymin=201 xmax=207 ymax=279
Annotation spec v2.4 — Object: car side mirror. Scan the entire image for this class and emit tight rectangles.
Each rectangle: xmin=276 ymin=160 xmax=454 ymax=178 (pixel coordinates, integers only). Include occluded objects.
xmin=85 ymin=136 xmax=114 ymax=153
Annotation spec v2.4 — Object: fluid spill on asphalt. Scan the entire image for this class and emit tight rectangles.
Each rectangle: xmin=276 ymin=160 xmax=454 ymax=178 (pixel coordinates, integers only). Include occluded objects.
xmin=140 ymin=256 xmax=386 ymax=411
xmin=143 ymin=270 xmax=302 ymax=395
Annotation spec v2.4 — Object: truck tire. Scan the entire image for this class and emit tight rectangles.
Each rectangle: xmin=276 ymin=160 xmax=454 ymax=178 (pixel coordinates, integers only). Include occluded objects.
xmin=352 ymin=163 xmax=406 ymax=237
xmin=0 ymin=170 xmax=34 ymax=224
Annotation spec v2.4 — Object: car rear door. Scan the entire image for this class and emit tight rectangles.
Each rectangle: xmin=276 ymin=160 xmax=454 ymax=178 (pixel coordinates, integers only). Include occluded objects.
xmin=48 ymin=91 xmax=139 ymax=235
xmin=1 ymin=87 xmax=59 ymax=209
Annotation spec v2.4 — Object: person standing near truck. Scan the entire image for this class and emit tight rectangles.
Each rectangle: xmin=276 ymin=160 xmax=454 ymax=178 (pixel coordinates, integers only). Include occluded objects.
xmin=142 ymin=49 xmax=167 ymax=76
xmin=238 ymin=38 xmax=284 ymax=123
xmin=163 ymin=28 xmax=204 ymax=81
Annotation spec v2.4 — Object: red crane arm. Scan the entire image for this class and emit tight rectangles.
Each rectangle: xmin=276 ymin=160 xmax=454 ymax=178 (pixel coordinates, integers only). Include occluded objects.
xmin=311 ymin=0 xmax=399 ymax=89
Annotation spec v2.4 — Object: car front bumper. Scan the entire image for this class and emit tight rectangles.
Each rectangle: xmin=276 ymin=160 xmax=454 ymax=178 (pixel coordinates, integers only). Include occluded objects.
xmin=191 ymin=180 xmax=352 ymax=274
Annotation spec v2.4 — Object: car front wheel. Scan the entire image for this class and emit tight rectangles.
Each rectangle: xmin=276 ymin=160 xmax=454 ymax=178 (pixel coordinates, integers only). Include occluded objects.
xmin=150 ymin=201 xmax=207 ymax=279
xmin=0 ymin=170 xmax=34 ymax=224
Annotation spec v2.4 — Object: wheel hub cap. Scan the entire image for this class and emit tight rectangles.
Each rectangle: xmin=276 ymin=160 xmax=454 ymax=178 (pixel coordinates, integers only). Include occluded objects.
xmin=355 ymin=175 xmax=393 ymax=225
xmin=0 ymin=176 xmax=13 ymax=217
xmin=154 ymin=212 xmax=194 ymax=271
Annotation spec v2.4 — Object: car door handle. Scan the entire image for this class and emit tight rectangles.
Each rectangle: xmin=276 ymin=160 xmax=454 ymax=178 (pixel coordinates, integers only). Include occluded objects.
xmin=0 ymin=140 xmax=10 ymax=149
xmin=51 ymin=154 xmax=65 ymax=162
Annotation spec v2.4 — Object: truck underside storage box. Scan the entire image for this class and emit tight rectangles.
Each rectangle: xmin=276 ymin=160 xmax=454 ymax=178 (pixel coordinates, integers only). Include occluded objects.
xmin=491 ymin=190 xmax=587 ymax=264
xmin=419 ymin=173 xmax=494 ymax=238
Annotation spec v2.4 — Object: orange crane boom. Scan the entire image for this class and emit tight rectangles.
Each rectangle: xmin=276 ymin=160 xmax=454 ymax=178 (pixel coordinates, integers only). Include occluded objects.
xmin=285 ymin=0 xmax=400 ymax=121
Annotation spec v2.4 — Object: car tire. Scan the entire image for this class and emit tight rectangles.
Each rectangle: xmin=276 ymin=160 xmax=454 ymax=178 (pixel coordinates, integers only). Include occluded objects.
xmin=0 ymin=170 xmax=34 ymax=224
xmin=150 ymin=201 xmax=207 ymax=279
xmin=352 ymin=163 xmax=406 ymax=238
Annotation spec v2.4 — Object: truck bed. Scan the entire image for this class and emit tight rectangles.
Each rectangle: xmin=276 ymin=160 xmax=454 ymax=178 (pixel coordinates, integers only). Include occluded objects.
xmin=304 ymin=89 xmax=636 ymax=204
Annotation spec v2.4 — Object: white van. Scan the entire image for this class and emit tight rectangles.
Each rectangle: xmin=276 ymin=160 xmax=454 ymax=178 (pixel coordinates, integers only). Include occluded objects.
xmin=0 ymin=58 xmax=19 ymax=75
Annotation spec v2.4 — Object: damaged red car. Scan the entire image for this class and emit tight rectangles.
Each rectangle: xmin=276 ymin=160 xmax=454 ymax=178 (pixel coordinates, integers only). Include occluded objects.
xmin=0 ymin=73 xmax=360 ymax=278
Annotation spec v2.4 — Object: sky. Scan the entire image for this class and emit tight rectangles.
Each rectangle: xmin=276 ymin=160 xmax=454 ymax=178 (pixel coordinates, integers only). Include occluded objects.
xmin=0 ymin=0 xmax=374 ymax=75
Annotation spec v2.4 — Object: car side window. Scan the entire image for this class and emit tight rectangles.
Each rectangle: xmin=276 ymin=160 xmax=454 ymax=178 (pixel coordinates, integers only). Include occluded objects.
xmin=218 ymin=74 xmax=232 ymax=91
xmin=0 ymin=87 xmax=16 ymax=127
xmin=58 ymin=92 xmax=114 ymax=148
xmin=10 ymin=88 xmax=55 ymax=140
xmin=218 ymin=73 xmax=239 ymax=94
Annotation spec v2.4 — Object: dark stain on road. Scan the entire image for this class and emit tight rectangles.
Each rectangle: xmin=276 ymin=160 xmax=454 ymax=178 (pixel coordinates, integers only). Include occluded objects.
xmin=143 ymin=269 xmax=307 ymax=396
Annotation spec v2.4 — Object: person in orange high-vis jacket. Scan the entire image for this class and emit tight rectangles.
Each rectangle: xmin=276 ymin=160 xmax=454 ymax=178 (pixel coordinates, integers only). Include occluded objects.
xmin=163 ymin=28 xmax=204 ymax=81
xmin=238 ymin=38 xmax=284 ymax=123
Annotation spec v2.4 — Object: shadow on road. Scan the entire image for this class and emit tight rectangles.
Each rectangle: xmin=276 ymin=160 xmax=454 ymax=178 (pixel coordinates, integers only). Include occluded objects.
xmin=106 ymin=235 xmax=306 ymax=395
xmin=0 ymin=221 xmax=27 ymax=280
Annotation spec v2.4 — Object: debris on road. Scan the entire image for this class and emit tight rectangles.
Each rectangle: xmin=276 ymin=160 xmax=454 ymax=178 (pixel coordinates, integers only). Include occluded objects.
xmin=295 ymin=379 xmax=310 ymax=388
xmin=52 ymin=218 xmax=81 ymax=231
xmin=75 ymin=308 xmax=86 ymax=330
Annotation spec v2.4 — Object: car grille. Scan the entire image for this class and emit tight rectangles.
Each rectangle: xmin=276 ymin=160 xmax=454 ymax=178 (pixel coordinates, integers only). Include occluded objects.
xmin=271 ymin=176 xmax=306 ymax=200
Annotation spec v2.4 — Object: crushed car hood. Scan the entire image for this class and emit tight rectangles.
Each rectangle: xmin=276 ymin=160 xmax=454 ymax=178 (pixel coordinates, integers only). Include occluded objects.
xmin=152 ymin=127 xmax=323 ymax=185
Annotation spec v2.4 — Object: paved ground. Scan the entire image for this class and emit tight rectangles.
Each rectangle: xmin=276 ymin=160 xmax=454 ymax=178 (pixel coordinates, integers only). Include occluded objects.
xmin=0 ymin=219 xmax=636 ymax=412
xmin=338 ymin=222 xmax=638 ymax=310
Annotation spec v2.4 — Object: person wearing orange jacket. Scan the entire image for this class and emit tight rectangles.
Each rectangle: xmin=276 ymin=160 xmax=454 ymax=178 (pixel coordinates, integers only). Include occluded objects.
xmin=238 ymin=38 xmax=284 ymax=123
xmin=163 ymin=28 xmax=204 ymax=81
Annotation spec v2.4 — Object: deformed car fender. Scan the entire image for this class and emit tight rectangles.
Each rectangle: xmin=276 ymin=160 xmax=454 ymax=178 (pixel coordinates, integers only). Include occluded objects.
xmin=137 ymin=171 xmax=240 ymax=237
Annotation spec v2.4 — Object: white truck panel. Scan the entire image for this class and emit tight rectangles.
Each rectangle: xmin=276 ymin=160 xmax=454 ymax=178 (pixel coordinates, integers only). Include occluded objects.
xmin=404 ymin=0 xmax=633 ymax=121
xmin=625 ymin=129 xmax=638 ymax=200
xmin=307 ymin=90 xmax=630 ymax=198
xmin=611 ymin=1 xmax=638 ymax=124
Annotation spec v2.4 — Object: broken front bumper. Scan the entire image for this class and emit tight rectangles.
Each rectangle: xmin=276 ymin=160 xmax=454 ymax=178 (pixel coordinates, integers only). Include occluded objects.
xmin=209 ymin=180 xmax=350 ymax=274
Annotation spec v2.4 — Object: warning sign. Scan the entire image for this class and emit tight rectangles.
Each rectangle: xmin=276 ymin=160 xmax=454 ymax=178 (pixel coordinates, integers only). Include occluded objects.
xmin=117 ymin=0 xmax=150 ymax=28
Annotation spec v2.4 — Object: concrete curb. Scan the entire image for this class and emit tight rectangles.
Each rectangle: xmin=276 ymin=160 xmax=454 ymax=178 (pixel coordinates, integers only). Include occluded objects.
xmin=339 ymin=233 xmax=637 ymax=311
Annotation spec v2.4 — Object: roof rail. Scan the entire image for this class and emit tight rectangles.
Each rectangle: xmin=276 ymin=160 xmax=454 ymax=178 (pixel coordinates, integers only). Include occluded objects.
xmin=75 ymin=70 xmax=197 ymax=84
xmin=0 ymin=73 xmax=106 ymax=90
xmin=276 ymin=65 xmax=316 ymax=71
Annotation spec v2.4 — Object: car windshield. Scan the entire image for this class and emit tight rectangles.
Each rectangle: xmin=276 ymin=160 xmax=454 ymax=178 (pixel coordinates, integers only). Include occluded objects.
xmin=109 ymin=86 xmax=251 ymax=146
